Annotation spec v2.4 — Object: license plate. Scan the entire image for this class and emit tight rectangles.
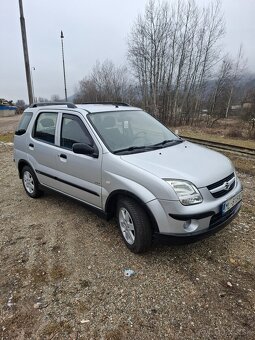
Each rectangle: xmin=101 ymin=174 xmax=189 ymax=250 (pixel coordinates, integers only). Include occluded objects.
xmin=222 ymin=192 xmax=242 ymax=214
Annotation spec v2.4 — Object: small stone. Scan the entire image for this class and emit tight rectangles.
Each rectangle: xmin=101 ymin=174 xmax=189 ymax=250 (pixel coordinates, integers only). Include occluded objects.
xmin=34 ymin=302 xmax=48 ymax=309
xmin=80 ymin=319 xmax=90 ymax=324
xmin=219 ymin=292 xmax=226 ymax=297
xmin=227 ymin=281 xmax=233 ymax=287
xmin=34 ymin=302 xmax=41 ymax=309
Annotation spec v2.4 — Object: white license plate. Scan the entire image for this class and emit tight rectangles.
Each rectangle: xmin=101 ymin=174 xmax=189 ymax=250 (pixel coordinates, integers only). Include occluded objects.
xmin=222 ymin=192 xmax=242 ymax=214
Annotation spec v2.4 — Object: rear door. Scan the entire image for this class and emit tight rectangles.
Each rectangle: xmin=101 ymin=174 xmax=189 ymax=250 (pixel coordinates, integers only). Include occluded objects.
xmin=28 ymin=110 xmax=62 ymax=190
xmin=54 ymin=112 xmax=102 ymax=208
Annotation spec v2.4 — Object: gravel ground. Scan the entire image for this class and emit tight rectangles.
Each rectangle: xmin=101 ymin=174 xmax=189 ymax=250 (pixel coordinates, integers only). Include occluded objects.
xmin=0 ymin=146 xmax=255 ymax=339
xmin=0 ymin=116 xmax=20 ymax=134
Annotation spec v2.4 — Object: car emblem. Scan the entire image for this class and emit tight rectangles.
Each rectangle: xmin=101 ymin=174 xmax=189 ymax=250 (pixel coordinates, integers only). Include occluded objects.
xmin=224 ymin=181 xmax=230 ymax=190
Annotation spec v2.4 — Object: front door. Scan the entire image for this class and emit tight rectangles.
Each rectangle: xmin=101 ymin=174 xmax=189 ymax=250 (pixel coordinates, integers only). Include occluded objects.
xmin=55 ymin=113 xmax=102 ymax=208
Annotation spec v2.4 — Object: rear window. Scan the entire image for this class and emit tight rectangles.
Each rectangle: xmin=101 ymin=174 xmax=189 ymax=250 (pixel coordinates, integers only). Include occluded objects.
xmin=34 ymin=112 xmax=58 ymax=144
xmin=17 ymin=112 xmax=33 ymax=131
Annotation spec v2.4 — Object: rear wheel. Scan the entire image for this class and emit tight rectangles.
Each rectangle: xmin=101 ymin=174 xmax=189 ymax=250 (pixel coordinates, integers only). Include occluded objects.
xmin=21 ymin=165 xmax=42 ymax=198
xmin=117 ymin=197 xmax=152 ymax=253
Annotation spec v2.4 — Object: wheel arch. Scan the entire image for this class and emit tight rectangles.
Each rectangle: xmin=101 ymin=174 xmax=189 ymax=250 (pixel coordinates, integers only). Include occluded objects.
xmin=18 ymin=159 xmax=33 ymax=179
xmin=105 ymin=190 xmax=159 ymax=232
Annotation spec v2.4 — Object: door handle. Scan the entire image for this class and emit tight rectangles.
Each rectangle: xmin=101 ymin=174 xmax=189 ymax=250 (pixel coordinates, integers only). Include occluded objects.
xmin=59 ymin=153 xmax=67 ymax=163
xmin=29 ymin=143 xmax=34 ymax=150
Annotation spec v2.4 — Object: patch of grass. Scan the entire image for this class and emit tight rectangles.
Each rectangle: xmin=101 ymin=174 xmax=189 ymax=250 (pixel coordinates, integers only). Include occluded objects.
xmin=221 ymin=151 xmax=255 ymax=176
xmin=178 ymin=128 xmax=255 ymax=150
xmin=0 ymin=132 xmax=14 ymax=143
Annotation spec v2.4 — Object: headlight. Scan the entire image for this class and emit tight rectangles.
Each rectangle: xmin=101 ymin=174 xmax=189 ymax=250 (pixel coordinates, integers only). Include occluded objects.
xmin=164 ymin=179 xmax=203 ymax=205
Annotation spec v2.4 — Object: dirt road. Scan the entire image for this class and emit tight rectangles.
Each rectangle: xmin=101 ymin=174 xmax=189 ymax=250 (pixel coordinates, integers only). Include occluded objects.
xmin=0 ymin=146 xmax=254 ymax=339
xmin=0 ymin=115 xmax=20 ymax=134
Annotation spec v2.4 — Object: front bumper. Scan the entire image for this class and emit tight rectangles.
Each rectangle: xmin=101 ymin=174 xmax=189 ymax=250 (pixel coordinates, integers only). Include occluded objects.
xmin=154 ymin=201 xmax=241 ymax=243
xmin=146 ymin=177 xmax=242 ymax=237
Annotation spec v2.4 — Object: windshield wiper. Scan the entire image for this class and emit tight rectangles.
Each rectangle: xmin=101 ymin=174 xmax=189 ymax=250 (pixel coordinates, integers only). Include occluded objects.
xmin=152 ymin=139 xmax=183 ymax=147
xmin=114 ymin=139 xmax=183 ymax=154
xmin=113 ymin=145 xmax=157 ymax=154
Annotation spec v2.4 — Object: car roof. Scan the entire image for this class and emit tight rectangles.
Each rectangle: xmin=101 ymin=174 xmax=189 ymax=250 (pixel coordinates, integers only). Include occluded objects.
xmin=76 ymin=104 xmax=142 ymax=113
xmin=27 ymin=102 xmax=142 ymax=114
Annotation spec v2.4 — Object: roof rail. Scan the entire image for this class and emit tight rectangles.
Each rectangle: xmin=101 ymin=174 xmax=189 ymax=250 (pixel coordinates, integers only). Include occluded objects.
xmin=30 ymin=102 xmax=77 ymax=108
xmin=80 ymin=102 xmax=130 ymax=107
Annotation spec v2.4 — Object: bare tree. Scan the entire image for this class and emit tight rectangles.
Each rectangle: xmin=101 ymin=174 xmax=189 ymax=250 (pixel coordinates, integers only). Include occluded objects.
xmin=15 ymin=99 xmax=26 ymax=114
xmin=225 ymin=45 xmax=246 ymax=118
xmin=74 ymin=60 xmax=136 ymax=104
xmin=208 ymin=57 xmax=232 ymax=126
xmin=38 ymin=97 xmax=49 ymax=102
xmin=128 ymin=0 xmax=170 ymax=117
xmin=128 ymin=0 xmax=225 ymax=124
xmin=51 ymin=94 xmax=61 ymax=102
xmin=15 ymin=99 xmax=26 ymax=108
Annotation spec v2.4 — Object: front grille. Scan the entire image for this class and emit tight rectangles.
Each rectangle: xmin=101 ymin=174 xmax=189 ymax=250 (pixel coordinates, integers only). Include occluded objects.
xmin=210 ymin=181 xmax=235 ymax=198
xmin=207 ymin=173 xmax=235 ymax=198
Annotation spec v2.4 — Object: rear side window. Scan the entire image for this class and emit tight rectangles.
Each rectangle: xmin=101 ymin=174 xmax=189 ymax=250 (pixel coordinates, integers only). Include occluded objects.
xmin=61 ymin=114 xmax=92 ymax=149
xmin=34 ymin=112 xmax=58 ymax=144
xmin=17 ymin=112 xmax=33 ymax=131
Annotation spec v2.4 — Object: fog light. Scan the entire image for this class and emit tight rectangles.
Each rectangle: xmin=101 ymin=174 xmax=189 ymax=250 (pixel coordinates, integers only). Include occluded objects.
xmin=183 ymin=219 xmax=199 ymax=232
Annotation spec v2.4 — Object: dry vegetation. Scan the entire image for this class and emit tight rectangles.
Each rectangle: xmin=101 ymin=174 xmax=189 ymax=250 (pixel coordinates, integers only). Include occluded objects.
xmin=0 ymin=133 xmax=14 ymax=143
xmin=175 ymin=118 xmax=255 ymax=149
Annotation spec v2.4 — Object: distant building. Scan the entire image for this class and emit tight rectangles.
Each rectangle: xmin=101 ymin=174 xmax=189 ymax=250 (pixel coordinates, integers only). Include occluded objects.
xmin=242 ymin=91 xmax=255 ymax=110
xmin=242 ymin=102 xmax=254 ymax=109
xmin=0 ymin=99 xmax=16 ymax=117
xmin=231 ymin=105 xmax=241 ymax=111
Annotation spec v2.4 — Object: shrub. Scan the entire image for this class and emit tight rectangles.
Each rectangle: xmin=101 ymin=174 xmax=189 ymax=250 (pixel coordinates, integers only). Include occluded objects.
xmin=226 ymin=128 xmax=243 ymax=138
xmin=248 ymin=129 xmax=255 ymax=140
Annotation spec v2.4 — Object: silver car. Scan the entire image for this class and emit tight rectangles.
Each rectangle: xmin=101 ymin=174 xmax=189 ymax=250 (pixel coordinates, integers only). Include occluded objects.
xmin=14 ymin=102 xmax=242 ymax=253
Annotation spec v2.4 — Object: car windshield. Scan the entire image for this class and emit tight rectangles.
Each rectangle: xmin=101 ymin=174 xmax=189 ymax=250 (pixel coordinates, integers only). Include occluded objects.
xmin=88 ymin=110 xmax=181 ymax=154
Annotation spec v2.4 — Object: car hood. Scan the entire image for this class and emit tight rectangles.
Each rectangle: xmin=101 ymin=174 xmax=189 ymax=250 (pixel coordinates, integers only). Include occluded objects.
xmin=120 ymin=141 xmax=234 ymax=188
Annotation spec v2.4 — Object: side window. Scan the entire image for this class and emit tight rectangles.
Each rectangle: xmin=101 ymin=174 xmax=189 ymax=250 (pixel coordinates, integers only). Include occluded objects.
xmin=60 ymin=115 xmax=92 ymax=150
xmin=17 ymin=112 xmax=33 ymax=131
xmin=34 ymin=112 xmax=58 ymax=144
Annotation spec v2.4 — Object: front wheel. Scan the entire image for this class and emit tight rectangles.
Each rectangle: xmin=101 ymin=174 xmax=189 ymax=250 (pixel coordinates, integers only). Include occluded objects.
xmin=117 ymin=197 xmax=152 ymax=253
xmin=21 ymin=165 xmax=42 ymax=198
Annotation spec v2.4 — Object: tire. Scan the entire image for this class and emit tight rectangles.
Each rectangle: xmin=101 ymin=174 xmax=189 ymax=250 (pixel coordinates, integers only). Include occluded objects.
xmin=117 ymin=196 xmax=152 ymax=253
xmin=21 ymin=165 xmax=42 ymax=198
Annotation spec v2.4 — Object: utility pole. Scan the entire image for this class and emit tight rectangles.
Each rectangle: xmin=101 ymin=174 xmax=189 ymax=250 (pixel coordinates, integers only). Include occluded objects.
xmin=19 ymin=0 xmax=33 ymax=105
xmin=31 ymin=67 xmax=36 ymax=102
xmin=60 ymin=31 xmax=68 ymax=101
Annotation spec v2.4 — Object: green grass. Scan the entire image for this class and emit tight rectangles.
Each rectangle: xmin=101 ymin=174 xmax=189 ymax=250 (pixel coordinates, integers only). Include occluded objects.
xmin=0 ymin=132 xmax=14 ymax=143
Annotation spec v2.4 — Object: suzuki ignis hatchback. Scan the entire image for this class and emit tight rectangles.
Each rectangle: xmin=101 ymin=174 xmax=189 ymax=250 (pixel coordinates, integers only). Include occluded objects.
xmin=14 ymin=102 xmax=242 ymax=253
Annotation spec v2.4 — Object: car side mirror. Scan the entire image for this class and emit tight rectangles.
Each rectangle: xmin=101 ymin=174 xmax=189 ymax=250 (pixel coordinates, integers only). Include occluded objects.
xmin=72 ymin=143 xmax=97 ymax=157
xmin=15 ymin=129 xmax=26 ymax=136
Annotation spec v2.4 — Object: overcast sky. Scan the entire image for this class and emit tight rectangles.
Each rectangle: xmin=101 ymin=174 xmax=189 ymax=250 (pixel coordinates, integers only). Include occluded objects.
xmin=0 ymin=0 xmax=255 ymax=103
